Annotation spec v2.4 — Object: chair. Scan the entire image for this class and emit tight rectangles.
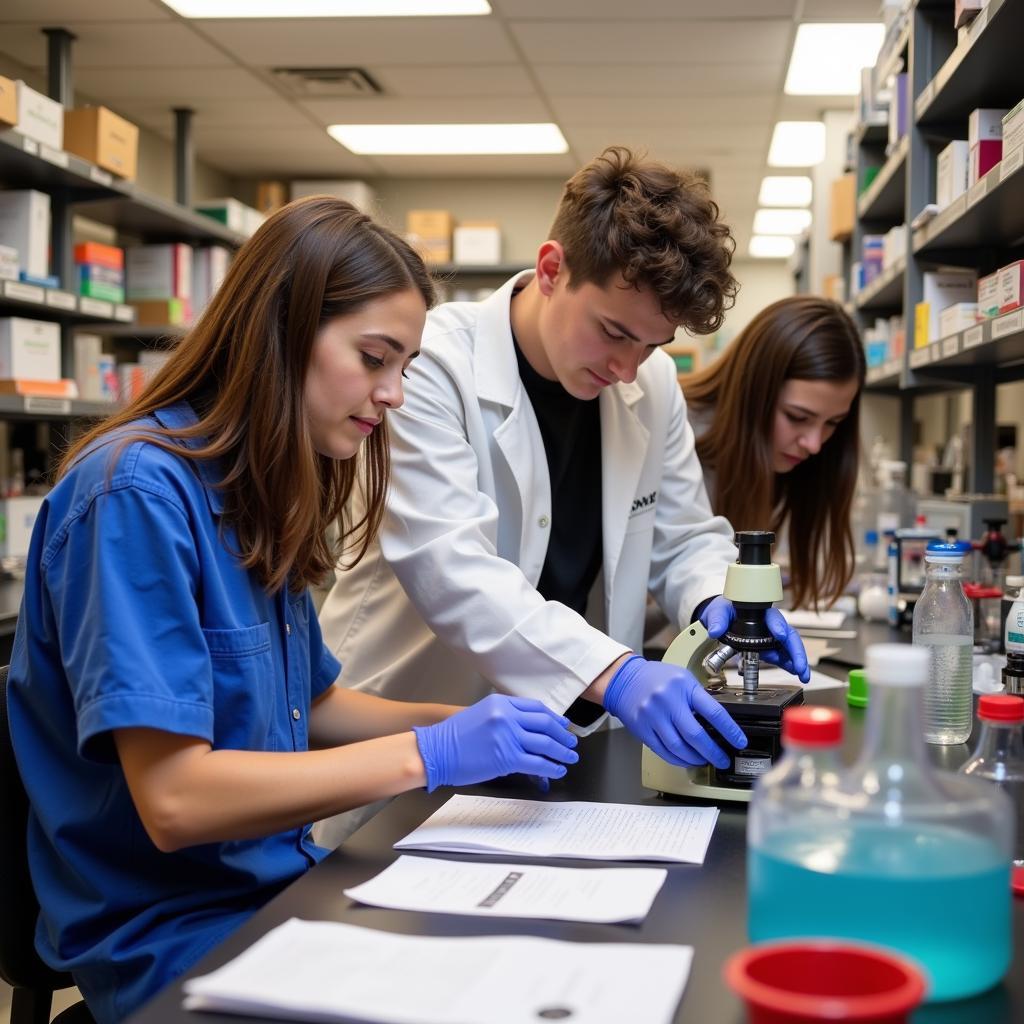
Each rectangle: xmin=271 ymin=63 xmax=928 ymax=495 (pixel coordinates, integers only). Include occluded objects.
xmin=1 ymin=665 xmax=94 ymax=1024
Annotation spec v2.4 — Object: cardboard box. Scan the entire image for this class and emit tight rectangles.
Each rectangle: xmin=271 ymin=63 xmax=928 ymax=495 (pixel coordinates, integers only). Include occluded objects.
xmin=0 ymin=317 xmax=61 ymax=380
xmin=15 ymin=80 xmax=62 ymax=150
xmin=969 ymin=139 xmax=1002 ymax=186
xmin=978 ymin=272 xmax=1001 ymax=318
xmin=130 ymin=298 xmax=191 ymax=327
xmin=828 ymin=174 xmax=855 ymax=242
xmin=0 ymin=190 xmax=50 ymax=279
xmin=969 ymin=108 xmax=1008 ymax=148
xmin=74 ymin=241 xmax=123 ymax=270
xmin=126 ymin=244 xmax=192 ymax=301
xmin=937 ymin=140 xmax=969 ymax=208
xmin=0 ymin=495 xmax=45 ymax=558
xmin=256 ymin=181 xmax=288 ymax=214
xmin=999 ymin=260 xmax=1024 ymax=315
xmin=63 ymin=106 xmax=139 ymax=180
xmin=914 ymin=269 xmax=978 ymax=347
xmin=407 ymin=210 xmax=454 ymax=264
xmin=289 ymin=179 xmax=376 ymax=214
xmin=955 ymin=0 xmax=986 ymax=27
xmin=453 ymin=222 xmax=501 ymax=265
xmin=938 ymin=302 xmax=978 ymax=337
xmin=0 ymin=75 xmax=16 ymax=129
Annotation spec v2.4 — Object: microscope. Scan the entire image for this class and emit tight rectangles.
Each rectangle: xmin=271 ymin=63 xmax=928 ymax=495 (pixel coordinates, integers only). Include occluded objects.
xmin=641 ymin=531 xmax=804 ymax=803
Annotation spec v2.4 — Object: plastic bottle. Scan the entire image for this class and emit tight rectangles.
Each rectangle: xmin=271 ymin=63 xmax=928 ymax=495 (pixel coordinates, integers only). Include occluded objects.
xmin=959 ymin=695 xmax=1024 ymax=862
xmin=748 ymin=645 xmax=1013 ymax=1003
xmin=1002 ymin=576 xmax=1024 ymax=694
xmin=912 ymin=541 xmax=974 ymax=745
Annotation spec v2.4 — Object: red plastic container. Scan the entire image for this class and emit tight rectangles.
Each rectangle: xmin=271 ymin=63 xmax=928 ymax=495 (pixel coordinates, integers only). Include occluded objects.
xmin=724 ymin=939 xmax=926 ymax=1023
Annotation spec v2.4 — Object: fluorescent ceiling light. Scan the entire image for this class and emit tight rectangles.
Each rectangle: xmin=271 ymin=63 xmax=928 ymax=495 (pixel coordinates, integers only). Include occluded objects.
xmin=749 ymin=235 xmax=797 ymax=259
xmin=759 ymin=176 xmax=813 ymax=207
xmin=768 ymin=121 xmax=826 ymax=167
xmin=165 ymin=1 xmax=490 ymax=16
xmin=328 ymin=123 xmax=568 ymax=155
xmin=752 ymin=208 xmax=813 ymax=235
xmin=785 ymin=23 xmax=886 ymax=95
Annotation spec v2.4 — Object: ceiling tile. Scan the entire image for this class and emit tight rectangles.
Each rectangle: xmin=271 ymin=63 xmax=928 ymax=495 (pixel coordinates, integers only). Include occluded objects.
xmin=494 ymin=0 xmax=794 ymax=16
xmin=369 ymin=154 xmax=577 ymax=177
xmin=298 ymin=95 xmax=551 ymax=127
xmin=196 ymin=127 xmax=377 ymax=177
xmin=195 ymin=17 xmax=518 ymax=66
xmin=534 ymin=62 xmax=782 ymax=98
xmin=0 ymin=0 xmax=170 ymax=20
xmin=511 ymin=19 xmax=791 ymax=64
xmin=73 ymin=66 xmax=279 ymax=101
xmin=0 ymin=20 xmax=229 ymax=68
xmin=801 ymin=0 xmax=882 ymax=18
xmin=113 ymin=96 xmax=305 ymax=134
xmin=375 ymin=64 xmax=536 ymax=98
xmin=551 ymin=94 xmax=775 ymax=126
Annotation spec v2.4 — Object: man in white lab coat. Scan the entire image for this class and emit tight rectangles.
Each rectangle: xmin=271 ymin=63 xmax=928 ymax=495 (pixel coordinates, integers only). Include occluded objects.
xmin=319 ymin=148 xmax=808 ymax=833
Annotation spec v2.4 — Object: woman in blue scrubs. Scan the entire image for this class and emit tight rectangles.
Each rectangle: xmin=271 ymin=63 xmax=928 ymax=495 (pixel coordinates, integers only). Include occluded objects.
xmin=7 ymin=196 xmax=579 ymax=1024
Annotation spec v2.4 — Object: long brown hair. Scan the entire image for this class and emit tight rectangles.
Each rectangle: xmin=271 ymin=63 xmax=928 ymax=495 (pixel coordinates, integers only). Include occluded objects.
xmin=683 ymin=295 xmax=865 ymax=608
xmin=59 ymin=196 xmax=434 ymax=594
xmin=549 ymin=146 xmax=738 ymax=334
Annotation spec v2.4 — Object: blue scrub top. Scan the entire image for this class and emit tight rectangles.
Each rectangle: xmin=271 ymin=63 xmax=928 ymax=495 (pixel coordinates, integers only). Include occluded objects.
xmin=7 ymin=402 xmax=341 ymax=1024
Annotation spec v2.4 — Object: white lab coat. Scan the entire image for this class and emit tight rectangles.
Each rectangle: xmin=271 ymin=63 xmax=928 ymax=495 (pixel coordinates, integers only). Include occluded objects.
xmin=318 ymin=271 xmax=737 ymax=717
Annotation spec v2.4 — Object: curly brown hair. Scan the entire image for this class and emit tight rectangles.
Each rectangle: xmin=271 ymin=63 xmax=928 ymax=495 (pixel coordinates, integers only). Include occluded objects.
xmin=548 ymin=146 xmax=738 ymax=334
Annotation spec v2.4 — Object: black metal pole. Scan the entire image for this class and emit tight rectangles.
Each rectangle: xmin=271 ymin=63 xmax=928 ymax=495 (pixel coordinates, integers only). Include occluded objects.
xmin=173 ymin=107 xmax=195 ymax=208
xmin=42 ymin=27 xmax=75 ymax=107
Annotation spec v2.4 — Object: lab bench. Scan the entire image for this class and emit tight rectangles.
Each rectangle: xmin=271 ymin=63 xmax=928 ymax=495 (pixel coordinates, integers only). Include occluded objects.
xmin=125 ymin=669 xmax=1024 ymax=1024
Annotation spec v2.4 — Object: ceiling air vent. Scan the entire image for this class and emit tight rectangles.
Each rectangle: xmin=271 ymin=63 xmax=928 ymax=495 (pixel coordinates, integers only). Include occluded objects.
xmin=272 ymin=67 xmax=383 ymax=98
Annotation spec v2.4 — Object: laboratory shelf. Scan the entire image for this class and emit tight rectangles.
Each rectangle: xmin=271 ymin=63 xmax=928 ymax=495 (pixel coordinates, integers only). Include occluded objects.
xmin=910 ymin=309 xmax=1024 ymax=372
xmin=0 ymin=128 xmax=121 ymax=196
xmin=854 ymin=121 xmax=889 ymax=147
xmin=875 ymin=14 xmax=910 ymax=88
xmin=0 ymin=394 xmax=114 ymax=420
xmin=916 ymin=0 xmax=1024 ymax=127
xmin=857 ymin=135 xmax=908 ymax=223
xmin=912 ymin=144 xmax=1024 ymax=253
xmin=0 ymin=278 xmax=134 ymax=325
xmin=864 ymin=358 xmax=902 ymax=391
xmin=854 ymin=256 xmax=905 ymax=313
xmin=89 ymin=323 xmax=187 ymax=339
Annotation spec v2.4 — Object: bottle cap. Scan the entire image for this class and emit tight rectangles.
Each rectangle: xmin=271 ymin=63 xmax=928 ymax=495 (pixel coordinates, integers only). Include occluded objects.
xmin=925 ymin=540 xmax=965 ymax=563
xmin=865 ymin=529 xmax=879 ymax=544
xmin=978 ymin=695 xmax=1024 ymax=722
xmin=847 ymin=668 xmax=868 ymax=707
xmin=964 ymin=584 xmax=1003 ymax=599
xmin=782 ymin=706 xmax=843 ymax=746
xmin=1007 ymin=575 xmax=1024 ymax=588
xmin=866 ymin=644 xmax=929 ymax=688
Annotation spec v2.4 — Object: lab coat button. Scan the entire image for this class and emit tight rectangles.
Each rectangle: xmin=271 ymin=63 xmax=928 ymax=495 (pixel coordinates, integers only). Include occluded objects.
xmin=292 ymin=707 xmax=301 ymax=720
xmin=285 ymin=623 xmax=292 ymax=636
xmin=538 ymin=515 xmax=550 ymax=528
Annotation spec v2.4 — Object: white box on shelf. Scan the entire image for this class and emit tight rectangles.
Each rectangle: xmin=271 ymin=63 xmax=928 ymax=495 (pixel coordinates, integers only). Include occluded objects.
xmin=192 ymin=246 xmax=231 ymax=316
xmin=915 ymin=269 xmax=978 ymax=347
xmin=126 ymin=244 xmax=192 ymax=301
xmin=453 ymin=223 xmax=502 ymax=266
xmin=882 ymin=224 xmax=906 ymax=270
xmin=193 ymin=197 xmax=258 ymax=235
xmin=15 ymin=81 xmax=63 ymax=150
xmin=0 ymin=190 xmax=50 ymax=279
xmin=0 ymin=317 xmax=61 ymax=380
xmin=289 ymin=180 xmax=376 ymax=214
xmin=74 ymin=332 xmax=105 ymax=401
xmin=0 ymin=495 xmax=45 ymax=558
xmin=968 ymin=108 xmax=1008 ymax=148
xmin=936 ymin=141 xmax=969 ymax=209
xmin=1003 ymin=99 xmax=1024 ymax=157
xmin=0 ymin=244 xmax=18 ymax=282
xmin=978 ymin=272 xmax=1001 ymax=318
xmin=938 ymin=302 xmax=978 ymax=338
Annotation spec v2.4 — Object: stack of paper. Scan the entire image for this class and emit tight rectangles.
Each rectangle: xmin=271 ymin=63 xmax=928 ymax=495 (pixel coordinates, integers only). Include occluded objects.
xmin=393 ymin=795 xmax=720 ymax=863
xmin=345 ymin=855 xmax=667 ymax=924
xmin=184 ymin=918 xmax=694 ymax=1024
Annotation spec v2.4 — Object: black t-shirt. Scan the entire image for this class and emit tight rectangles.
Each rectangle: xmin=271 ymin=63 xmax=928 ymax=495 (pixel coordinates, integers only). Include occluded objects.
xmin=513 ymin=338 xmax=603 ymax=616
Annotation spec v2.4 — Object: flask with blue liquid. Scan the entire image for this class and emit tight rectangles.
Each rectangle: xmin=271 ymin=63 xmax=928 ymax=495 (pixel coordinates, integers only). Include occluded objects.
xmin=748 ymin=644 xmax=1013 ymax=1003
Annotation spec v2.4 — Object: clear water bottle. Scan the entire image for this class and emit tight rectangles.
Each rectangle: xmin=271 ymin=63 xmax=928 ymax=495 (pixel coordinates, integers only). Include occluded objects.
xmin=748 ymin=645 xmax=1013 ymax=1003
xmin=912 ymin=541 xmax=973 ymax=744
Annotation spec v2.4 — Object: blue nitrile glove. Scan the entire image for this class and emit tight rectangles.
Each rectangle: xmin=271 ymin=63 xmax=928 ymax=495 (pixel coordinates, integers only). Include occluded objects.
xmin=699 ymin=596 xmax=811 ymax=684
xmin=602 ymin=655 xmax=748 ymax=769
xmin=413 ymin=694 xmax=579 ymax=793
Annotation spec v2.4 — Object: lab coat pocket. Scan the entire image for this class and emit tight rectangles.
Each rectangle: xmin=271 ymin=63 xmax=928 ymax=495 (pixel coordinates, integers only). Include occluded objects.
xmin=203 ymin=622 xmax=276 ymax=751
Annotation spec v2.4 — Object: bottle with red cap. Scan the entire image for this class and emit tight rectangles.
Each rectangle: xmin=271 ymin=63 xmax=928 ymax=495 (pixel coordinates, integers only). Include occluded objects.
xmin=960 ymin=694 xmax=1024 ymax=868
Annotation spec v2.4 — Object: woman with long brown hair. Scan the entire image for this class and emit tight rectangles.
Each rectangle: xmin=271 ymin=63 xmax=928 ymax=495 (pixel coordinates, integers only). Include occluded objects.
xmin=682 ymin=295 xmax=866 ymax=609
xmin=7 ymin=196 xmax=577 ymax=1024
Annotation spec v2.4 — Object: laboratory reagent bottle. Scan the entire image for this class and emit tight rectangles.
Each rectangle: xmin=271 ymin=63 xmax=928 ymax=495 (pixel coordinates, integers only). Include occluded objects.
xmin=1004 ymin=575 xmax=1024 ymax=695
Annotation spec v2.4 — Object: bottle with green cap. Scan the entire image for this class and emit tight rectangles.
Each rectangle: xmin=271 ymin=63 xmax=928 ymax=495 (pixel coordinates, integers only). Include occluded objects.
xmin=847 ymin=667 xmax=867 ymax=707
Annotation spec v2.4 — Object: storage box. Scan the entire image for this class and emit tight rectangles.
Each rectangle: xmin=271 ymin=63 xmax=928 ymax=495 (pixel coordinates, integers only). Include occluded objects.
xmin=63 ymin=106 xmax=139 ymax=180
xmin=256 ymin=180 xmax=288 ymax=214
xmin=130 ymin=298 xmax=191 ymax=327
xmin=0 ymin=496 xmax=45 ymax=558
xmin=888 ymin=73 xmax=909 ymax=148
xmin=74 ymin=241 xmax=124 ymax=270
xmin=968 ymin=108 xmax=1008 ymax=148
xmin=0 ymin=190 xmax=50 ymax=279
xmin=969 ymin=139 xmax=1002 ymax=185
xmin=0 ymin=245 xmax=17 ymax=282
xmin=289 ymin=179 xmax=376 ymax=214
xmin=453 ymin=222 xmax=501 ymax=265
xmin=194 ymin=197 xmax=262 ymax=236
xmin=15 ymin=80 xmax=62 ymax=150
xmin=938 ymin=303 xmax=978 ymax=337
xmin=955 ymin=0 xmax=986 ymax=27
xmin=74 ymin=332 xmax=106 ymax=402
xmin=999 ymin=260 xmax=1024 ymax=315
xmin=0 ymin=75 xmax=16 ymax=129
xmin=914 ymin=270 xmax=978 ymax=347
xmin=978 ymin=272 xmax=1001 ymax=318
xmin=937 ymin=140 xmax=969 ymax=209
xmin=126 ymin=244 xmax=192 ymax=301
xmin=0 ymin=317 xmax=61 ymax=380
xmin=406 ymin=210 xmax=454 ymax=264
xmin=828 ymin=174 xmax=856 ymax=242
xmin=1003 ymin=99 xmax=1024 ymax=159
xmin=192 ymin=246 xmax=231 ymax=314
